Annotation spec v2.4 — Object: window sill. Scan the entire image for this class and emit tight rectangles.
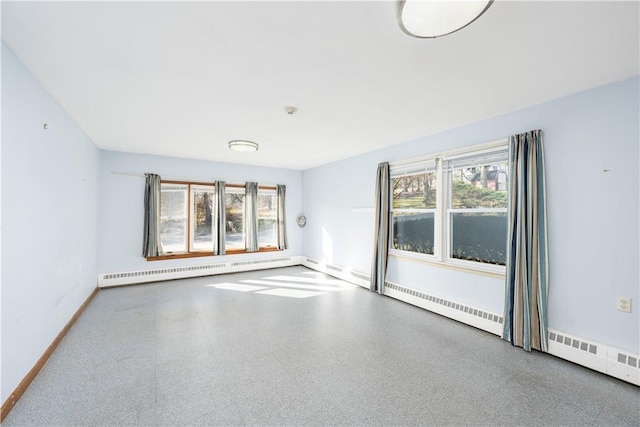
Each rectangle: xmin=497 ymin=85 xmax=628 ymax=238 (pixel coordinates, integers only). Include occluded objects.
xmin=147 ymin=247 xmax=281 ymax=261
xmin=388 ymin=250 xmax=506 ymax=279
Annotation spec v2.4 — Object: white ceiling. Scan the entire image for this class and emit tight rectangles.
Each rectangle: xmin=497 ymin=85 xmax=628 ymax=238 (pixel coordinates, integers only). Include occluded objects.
xmin=2 ymin=1 xmax=638 ymax=170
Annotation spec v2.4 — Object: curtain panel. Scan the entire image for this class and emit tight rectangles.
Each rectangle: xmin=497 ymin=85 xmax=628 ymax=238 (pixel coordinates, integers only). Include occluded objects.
xmin=370 ymin=162 xmax=390 ymax=294
xmin=503 ymin=130 xmax=550 ymax=352
xmin=142 ymin=173 xmax=163 ymax=257
xmin=215 ymin=180 xmax=226 ymax=255
xmin=245 ymin=182 xmax=259 ymax=252
xmin=276 ymin=185 xmax=288 ymax=250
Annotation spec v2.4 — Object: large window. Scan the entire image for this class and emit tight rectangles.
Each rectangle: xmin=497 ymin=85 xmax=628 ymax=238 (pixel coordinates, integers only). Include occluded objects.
xmin=150 ymin=180 xmax=285 ymax=260
xmin=389 ymin=142 xmax=509 ymax=272
xmin=160 ymin=182 xmax=215 ymax=254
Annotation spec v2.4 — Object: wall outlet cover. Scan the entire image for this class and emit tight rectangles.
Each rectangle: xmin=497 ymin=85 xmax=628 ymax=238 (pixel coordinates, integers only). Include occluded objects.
xmin=616 ymin=297 xmax=631 ymax=313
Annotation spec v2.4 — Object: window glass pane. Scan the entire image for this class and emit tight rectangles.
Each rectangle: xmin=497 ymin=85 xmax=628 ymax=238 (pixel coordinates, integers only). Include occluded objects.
xmin=160 ymin=184 xmax=187 ymax=253
xmin=258 ymin=193 xmax=277 ymax=247
xmin=192 ymin=187 xmax=215 ymax=251
xmin=160 ymin=218 xmax=187 ymax=253
xmin=451 ymin=163 xmax=508 ymax=208
xmin=161 ymin=185 xmax=188 ymax=218
xmin=225 ymin=191 xmax=245 ymax=251
xmin=450 ymin=212 xmax=507 ymax=265
xmin=392 ymin=172 xmax=437 ymax=209
xmin=393 ymin=212 xmax=434 ymax=255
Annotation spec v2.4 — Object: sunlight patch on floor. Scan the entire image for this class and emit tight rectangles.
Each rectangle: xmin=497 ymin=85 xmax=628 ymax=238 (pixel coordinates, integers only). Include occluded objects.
xmin=242 ymin=278 xmax=348 ymax=292
xmin=207 ymin=283 xmax=268 ymax=292
xmin=204 ymin=272 xmax=354 ymax=299
xmin=263 ymin=275 xmax=347 ymax=287
xmin=255 ymin=288 xmax=326 ymax=299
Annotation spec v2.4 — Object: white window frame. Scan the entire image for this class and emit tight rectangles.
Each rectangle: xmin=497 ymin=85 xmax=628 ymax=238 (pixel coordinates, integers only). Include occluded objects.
xmin=389 ymin=160 xmax=439 ymax=261
xmin=388 ymin=139 xmax=508 ymax=276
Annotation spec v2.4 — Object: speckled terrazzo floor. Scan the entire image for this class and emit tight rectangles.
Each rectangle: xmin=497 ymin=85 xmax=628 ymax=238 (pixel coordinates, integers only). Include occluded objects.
xmin=4 ymin=266 xmax=639 ymax=426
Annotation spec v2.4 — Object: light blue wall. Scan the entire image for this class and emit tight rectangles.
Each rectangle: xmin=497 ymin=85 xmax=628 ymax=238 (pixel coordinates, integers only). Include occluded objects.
xmin=303 ymin=76 xmax=640 ymax=354
xmin=1 ymin=43 xmax=100 ymax=402
xmin=99 ymin=151 xmax=303 ymax=274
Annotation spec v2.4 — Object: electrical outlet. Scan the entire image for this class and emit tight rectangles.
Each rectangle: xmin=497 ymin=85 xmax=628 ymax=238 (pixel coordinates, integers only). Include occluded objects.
xmin=616 ymin=297 xmax=631 ymax=313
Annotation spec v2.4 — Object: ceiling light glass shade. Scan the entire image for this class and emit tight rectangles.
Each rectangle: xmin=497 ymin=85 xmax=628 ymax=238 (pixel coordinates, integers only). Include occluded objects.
xmin=228 ymin=140 xmax=259 ymax=152
xmin=399 ymin=0 xmax=493 ymax=38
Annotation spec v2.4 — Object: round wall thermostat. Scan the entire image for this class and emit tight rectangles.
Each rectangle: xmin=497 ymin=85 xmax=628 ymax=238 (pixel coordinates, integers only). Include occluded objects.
xmin=296 ymin=215 xmax=306 ymax=227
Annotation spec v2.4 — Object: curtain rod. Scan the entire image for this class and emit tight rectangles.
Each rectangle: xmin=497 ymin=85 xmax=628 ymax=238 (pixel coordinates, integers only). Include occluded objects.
xmin=111 ymin=171 xmax=213 ymax=183
xmin=110 ymin=171 xmax=278 ymax=189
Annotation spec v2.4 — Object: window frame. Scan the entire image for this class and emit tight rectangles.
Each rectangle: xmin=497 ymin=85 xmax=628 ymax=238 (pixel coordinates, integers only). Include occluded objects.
xmin=443 ymin=146 xmax=509 ymax=271
xmin=148 ymin=180 xmax=281 ymax=261
xmin=257 ymin=187 xmax=278 ymax=250
xmin=153 ymin=180 xmax=216 ymax=259
xmin=189 ymin=183 xmax=217 ymax=254
xmin=389 ymin=160 xmax=439 ymax=260
xmin=388 ymin=139 xmax=509 ymax=276
xmin=224 ymin=184 xmax=246 ymax=254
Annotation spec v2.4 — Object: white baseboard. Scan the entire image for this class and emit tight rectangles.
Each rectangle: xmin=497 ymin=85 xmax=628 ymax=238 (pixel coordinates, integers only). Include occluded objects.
xmin=548 ymin=330 xmax=640 ymax=386
xmin=384 ymin=284 xmax=504 ymax=336
xmin=300 ymin=257 xmax=370 ymax=288
xmin=98 ymin=255 xmax=304 ymax=287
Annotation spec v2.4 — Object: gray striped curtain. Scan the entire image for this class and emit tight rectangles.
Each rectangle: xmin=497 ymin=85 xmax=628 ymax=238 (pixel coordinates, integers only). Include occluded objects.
xmin=142 ymin=173 xmax=163 ymax=257
xmin=276 ymin=185 xmax=288 ymax=250
xmin=245 ymin=182 xmax=259 ymax=252
xmin=215 ymin=180 xmax=226 ymax=255
xmin=370 ymin=162 xmax=390 ymax=294
xmin=503 ymin=130 xmax=549 ymax=352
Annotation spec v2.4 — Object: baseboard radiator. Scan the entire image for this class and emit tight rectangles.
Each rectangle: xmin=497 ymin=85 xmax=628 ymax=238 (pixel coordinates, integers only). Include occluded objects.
xmin=301 ymin=258 xmax=371 ymax=288
xmin=99 ymin=256 xmax=303 ymax=287
xmin=384 ymin=280 xmax=505 ymax=336
xmin=302 ymin=257 xmax=639 ymax=386
xmin=547 ymin=330 xmax=639 ymax=386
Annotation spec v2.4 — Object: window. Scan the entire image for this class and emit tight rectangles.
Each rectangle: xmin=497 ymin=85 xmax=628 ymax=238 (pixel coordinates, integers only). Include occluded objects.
xmin=160 ymin=182 xmax=215 ymax=255
xmin=445 ymin=148 xmax=509 ymax=266
xmin=225 ymin=186 xmax=245 ymax=252
xmin=190 ymin=185 xmax=215 ymax=251
xmin=389 ymin=141 xmax=509 ymax=272
xmin=151 ymin=181 xmax=284 ymax=259
xmin=224 ymin=185 xmax=278 ymax=252
xmin=258 ymin=189 xmax=277 ymax=248
xmin=391 ymin=161 xmax=437 ymax=255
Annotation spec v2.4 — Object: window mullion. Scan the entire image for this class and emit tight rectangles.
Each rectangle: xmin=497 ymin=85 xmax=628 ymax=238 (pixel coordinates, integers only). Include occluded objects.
xmin=188 ymin=184 xmax=194 ymax=253
xmin=436 ymin=157 xmax=445 ymax=262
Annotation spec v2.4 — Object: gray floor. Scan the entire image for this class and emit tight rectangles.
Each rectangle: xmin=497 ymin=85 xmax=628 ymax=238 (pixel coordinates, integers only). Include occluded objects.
xmin=4 ymin=266 xmax=639 ymax=426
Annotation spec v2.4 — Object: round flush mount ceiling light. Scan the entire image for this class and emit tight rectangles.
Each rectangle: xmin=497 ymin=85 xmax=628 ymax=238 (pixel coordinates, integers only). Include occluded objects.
xmin=398 ymin=0 xmax=493 ymax=39
xmin=228 ymin=140 xmax=259 ymax=152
